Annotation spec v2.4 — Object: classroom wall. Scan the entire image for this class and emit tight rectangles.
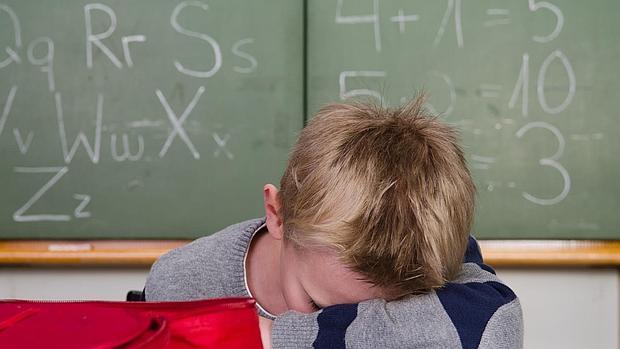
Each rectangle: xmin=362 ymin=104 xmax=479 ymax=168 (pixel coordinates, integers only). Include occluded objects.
xmin=0 ymin=267 xmax=617 ymax=349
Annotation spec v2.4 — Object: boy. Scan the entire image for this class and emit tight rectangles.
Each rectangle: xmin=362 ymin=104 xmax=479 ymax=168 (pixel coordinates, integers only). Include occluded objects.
xmin=145 ymin=96 xmax=523 ymax=348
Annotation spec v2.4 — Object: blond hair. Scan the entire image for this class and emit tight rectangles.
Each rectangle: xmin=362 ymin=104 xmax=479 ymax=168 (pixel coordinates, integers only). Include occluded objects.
xmin=278 ymin=95 xmax=475 ymax=298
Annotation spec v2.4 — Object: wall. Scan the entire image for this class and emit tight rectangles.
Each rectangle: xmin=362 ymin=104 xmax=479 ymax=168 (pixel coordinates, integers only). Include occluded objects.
xmin=0 ymin=267 xmax=618 ymax=349
xmin=498 ymin=268 xmax=619 ymax=349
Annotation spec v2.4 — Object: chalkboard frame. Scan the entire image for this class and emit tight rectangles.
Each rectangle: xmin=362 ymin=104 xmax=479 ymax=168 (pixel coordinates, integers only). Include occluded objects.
xmin=0 ymin=240 xmax=618 ymax=267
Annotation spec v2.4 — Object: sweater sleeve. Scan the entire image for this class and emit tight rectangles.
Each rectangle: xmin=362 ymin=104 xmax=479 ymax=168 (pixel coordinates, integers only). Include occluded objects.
xmin=144 ymin=218 xmax=263 ymax=302
xmin=271 ymin=238 xmax=524 ymax=349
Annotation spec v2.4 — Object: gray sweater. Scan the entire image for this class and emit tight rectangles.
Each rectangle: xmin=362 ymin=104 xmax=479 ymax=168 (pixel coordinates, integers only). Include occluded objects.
xmin=145 ymin=217 xmax=523 ymax=349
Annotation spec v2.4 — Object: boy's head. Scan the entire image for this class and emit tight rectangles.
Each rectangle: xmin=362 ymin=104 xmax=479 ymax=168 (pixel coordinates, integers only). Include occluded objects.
xmin=263 ymin=95 xmax=475 ymax=310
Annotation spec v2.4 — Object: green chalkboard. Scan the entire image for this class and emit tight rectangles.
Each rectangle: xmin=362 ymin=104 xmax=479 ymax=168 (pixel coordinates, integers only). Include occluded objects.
xmin=307 ymin=0 xmax=619 ymax=239
xmin=1 ymin=1 xmax=618 ymax=240
xmin=0 ymin=1 xmax=303 ymax=238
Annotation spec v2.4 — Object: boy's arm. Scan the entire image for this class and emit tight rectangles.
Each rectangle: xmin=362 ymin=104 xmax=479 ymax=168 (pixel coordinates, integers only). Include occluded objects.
xmin=271 ymin=238 xmax=524 ymax=349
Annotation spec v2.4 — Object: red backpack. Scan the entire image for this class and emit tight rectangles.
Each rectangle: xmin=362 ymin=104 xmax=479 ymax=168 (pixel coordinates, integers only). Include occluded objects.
xmin=0 ymin=297 xmax=262 ymax=349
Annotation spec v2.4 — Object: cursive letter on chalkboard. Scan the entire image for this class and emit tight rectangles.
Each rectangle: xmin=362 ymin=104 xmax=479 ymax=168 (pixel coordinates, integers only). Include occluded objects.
xmin=84 ymin=3 xmax=123 ymax=69
xmin=110 ymin=133 xmax=144 ymax=161
xmin=0 ymin=86 xmax=18 ymax=138
xmin=232 ymin=38 xmax=257 ymax=74
xmin=156 ymin=86 xmax=205 ymax=159
xmin=170 ymin=1 xmax=222 ymax=78
xmin=13 ymin=167 xmax=71 ymax=222
xmin=55 ymin=92 xmax=103 ymax=164
xmin=212 ymin=132 xmax=233 ymax=159
xmin=0 ymin=4 xmax=22 ymax=69
xmin=27 ymin=37 xmax=55 ymax=92
xmin=121 ymin=35 xmax=146 ymax=68
xmin=73 ymin=194 xmax=92 ymax=218
xmin=13 ymin=128 xmax=34 ymax=154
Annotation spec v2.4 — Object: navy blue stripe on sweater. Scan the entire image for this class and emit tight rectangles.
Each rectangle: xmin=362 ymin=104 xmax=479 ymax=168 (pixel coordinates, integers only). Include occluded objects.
xmin=465 ymin=236 xmax=484 ymax=263
xmin=437 ymin=281 xmax=517 ymax=349
xmin=440 ymin=236 xmax=512 ymax=348
xmin=313 ymin=303 xmax=358 ymax=349
xmin=465 ymin=236 xmax=496 ymax=274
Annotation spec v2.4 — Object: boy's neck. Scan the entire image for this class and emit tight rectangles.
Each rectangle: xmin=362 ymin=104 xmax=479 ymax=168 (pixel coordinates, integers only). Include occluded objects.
xmin=245 ymin=225 xmax=289 ymax=315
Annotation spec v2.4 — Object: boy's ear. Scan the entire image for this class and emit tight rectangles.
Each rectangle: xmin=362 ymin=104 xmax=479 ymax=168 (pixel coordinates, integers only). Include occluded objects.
xmin=263 ymin=184 xmax=284 ymax=240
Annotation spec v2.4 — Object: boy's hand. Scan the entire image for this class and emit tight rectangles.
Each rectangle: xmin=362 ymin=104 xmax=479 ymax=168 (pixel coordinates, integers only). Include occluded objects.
xmin=258 ymin=315 xmax=273 ymax=349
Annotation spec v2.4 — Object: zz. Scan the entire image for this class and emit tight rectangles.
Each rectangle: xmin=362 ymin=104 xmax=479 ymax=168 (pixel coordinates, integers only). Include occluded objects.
xmin=13 ymin=167 xmax=91 ymax=222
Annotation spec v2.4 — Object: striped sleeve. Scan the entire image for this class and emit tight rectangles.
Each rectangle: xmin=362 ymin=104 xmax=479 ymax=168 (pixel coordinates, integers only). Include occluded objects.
xmin=271 ymin=237 xmax=523 ymax=349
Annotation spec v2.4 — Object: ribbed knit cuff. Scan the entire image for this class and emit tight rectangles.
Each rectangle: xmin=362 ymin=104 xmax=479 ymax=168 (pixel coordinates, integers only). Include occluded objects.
xmin=272 ymin=311 xmax=320 ymax=349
